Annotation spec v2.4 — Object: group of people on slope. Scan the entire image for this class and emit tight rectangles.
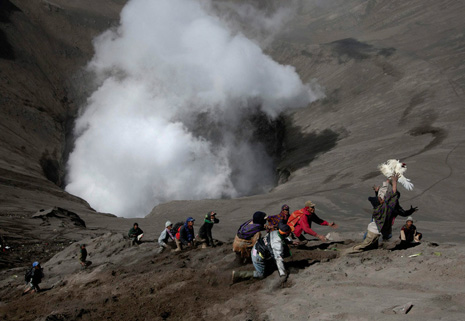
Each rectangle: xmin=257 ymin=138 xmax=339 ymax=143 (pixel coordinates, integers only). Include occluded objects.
xmin=128 ymin=211 xmax=220 ymax=254
xmin=231 ymin=201 xmax=338 ymax=285
xmin=231 ymin=175 xmax=422 ymax=285
xmin=22 ymin=174 xmax=422 ymax=295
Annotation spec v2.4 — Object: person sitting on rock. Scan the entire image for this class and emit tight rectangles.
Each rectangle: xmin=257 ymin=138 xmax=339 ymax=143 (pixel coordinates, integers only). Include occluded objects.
xmin=288 ymin=201 xmax=338 ymax=243
xmin=175 ymin=217 xmax=195 ymax=251
xmin=266 ymin=204 xmax=290 ymax=232
xmin=128 ymin=222 xmax=144 ymax=245
xmin=232 ymin=221 xmax=294 ymax=288
xmin=196 ymin=211 xmax=220 ymax=248
xmin=232 ymin=211 xmax=267 ymax=263
xmin=157 ymin=221 xmax=176 ymax=253
xmin=79 ymin=244 xmax=91 ymax=268
xmin=23 ymin=261 xmax=44 ymax=295
xmin=394 ymin=216 xmax=422 ymax=250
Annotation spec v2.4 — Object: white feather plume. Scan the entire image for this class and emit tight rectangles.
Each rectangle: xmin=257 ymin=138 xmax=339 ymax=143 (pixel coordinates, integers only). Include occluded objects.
xmin=377 ymin=159 xmax=414 ymax=191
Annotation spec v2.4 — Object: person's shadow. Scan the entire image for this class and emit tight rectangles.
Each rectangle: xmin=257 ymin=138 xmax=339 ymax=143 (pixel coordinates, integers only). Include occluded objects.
xmin=296 ymin=241 xmax=345 ymax=251
xmin=390 ymin=242 xmax=421 ymax=251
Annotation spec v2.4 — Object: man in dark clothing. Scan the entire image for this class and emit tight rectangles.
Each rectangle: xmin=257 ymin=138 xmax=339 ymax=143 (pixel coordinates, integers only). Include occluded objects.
xmin=128 ymin=223 xmax=144 ymax=245
xmin=79 ymin=244 xmax=91 ymax=268
xmin=394 ymin=216 xmax=422 ymax=250
xmin=175 ymin=217 xmax=195 ymax=251
xmin=197 ymin=211 xmax=219 ymax=248
xmin=23 ymin=261 xmax=44 ymax=295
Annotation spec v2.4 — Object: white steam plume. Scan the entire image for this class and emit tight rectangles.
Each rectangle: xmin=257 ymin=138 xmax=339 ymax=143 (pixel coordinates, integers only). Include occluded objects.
xmin=66 ymin=0 xmax=323 ymax=217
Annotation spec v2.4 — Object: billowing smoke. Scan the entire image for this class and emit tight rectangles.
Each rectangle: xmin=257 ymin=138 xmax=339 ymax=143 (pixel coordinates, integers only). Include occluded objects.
xmin=66 ymin=0 xmax=323 ymax=217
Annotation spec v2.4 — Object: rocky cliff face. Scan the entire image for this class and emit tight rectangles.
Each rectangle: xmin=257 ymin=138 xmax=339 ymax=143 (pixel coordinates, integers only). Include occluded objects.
xmin=0 ymin=0 xmax=124 ymax=216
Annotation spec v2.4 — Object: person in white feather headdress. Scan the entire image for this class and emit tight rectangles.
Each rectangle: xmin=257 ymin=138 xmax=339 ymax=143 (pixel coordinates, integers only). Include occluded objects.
xmin=369 ymin=175 xmax=418 ymax=240
xmin=346 ymin=174 xmax=418 ymax=254
xmin=378 ymin=159 xmax=414 ymax=191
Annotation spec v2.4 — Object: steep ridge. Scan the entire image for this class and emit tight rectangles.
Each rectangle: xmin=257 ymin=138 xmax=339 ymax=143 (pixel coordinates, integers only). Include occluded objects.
xmin=0 ymin=0 xmax=124 ymax=216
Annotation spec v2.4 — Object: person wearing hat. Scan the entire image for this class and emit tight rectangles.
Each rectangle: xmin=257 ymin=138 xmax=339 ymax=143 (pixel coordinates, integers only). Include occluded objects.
xmin=176 ymin=217 xmax=196 ymax=251
xmin=23 ymin=261 xmax=44 ymax=295
xmin=128 ymin=222 xmax=144 ymax=246
xmin=232 ymin=221 xmax=294 ymax=286
xmin=396 ymin=216 xmax=422 ymax=250
xmin=233 ymin=211 xmax=268 ymax=262
xmin=157 ymin=221 xmax=176 ymax=253
xmin=197 ymin=211 xmax=220 ymax=248
xmin=288 ymin=201 xmax=338 ymax=243
xmin=266 ymin=204 xmax=291 ymax=232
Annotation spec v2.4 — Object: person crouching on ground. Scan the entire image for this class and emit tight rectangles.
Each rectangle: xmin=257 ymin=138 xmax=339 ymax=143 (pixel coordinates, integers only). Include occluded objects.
xmin=197 ymin=211 xmax=220 ymax=248
xmin=23 ymin=261 xmax=44 ymax=295
xmin=128 ymin=222 xmax=144 ymax=246
xmin=394 ymin=216 xmax=422 ymax=250
xmin=175 ymin=217 xmax=195 ymax=251
xmin=232 ymin=221 xmax=294 ymax=287
xmin=288 ymin=201 xmax=338 ymax=243
xmin=232 ymin=211 xmax=267 ymax=263
xmin=158 ymin=221 xmax=176 ymax=254
xmin=266 ymin=204 xmax=290 ymax=231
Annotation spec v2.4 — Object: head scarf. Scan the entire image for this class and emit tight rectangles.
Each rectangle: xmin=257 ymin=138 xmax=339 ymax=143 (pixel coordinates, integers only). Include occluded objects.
xmin=252 ymin=211 xmax=267 ymax=225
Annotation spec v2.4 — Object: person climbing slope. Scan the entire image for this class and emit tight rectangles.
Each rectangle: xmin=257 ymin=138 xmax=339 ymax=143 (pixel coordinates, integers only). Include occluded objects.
xmin=158 ymin=221 xmax=176 ymax=253
xmin=232 ymin=211 xmax=267 ymax=263
xmin=232 ymin=221 xmax=294 ymax=288
xmin=197 ymin=211 xmax=220 ymax=248
xmin=23 ymin=261 xmax=44 ymax=295
xmin=288 ymin=201 xmax=338 ymax=243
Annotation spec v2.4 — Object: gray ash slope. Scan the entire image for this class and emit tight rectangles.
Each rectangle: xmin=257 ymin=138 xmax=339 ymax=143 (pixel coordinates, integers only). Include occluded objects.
xmin=0 ymin=0 xmax=464 ymax=248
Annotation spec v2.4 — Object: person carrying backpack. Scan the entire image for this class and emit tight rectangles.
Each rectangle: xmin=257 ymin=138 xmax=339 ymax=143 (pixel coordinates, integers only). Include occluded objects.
xmin=232 ymin=221 xmax=295 ymax=287
xmin=288 ymin=201 xmax=338 ymax=243
xmin=23 ymin=261 xmax=44 ymax=295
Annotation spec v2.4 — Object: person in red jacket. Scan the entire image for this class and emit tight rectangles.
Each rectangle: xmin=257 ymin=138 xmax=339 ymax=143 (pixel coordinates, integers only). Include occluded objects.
xmin=288 ymin=201 xmax=338 ymax=243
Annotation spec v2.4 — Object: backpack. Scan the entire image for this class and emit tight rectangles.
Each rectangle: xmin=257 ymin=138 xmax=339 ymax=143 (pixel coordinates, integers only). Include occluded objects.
xmin=25 ymin=268 xmax=33 ymax=282
xmin=287 ymin=209 xmax=306 ymax=229
xmin=172 ymin=222 xmax=184 ymax=240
